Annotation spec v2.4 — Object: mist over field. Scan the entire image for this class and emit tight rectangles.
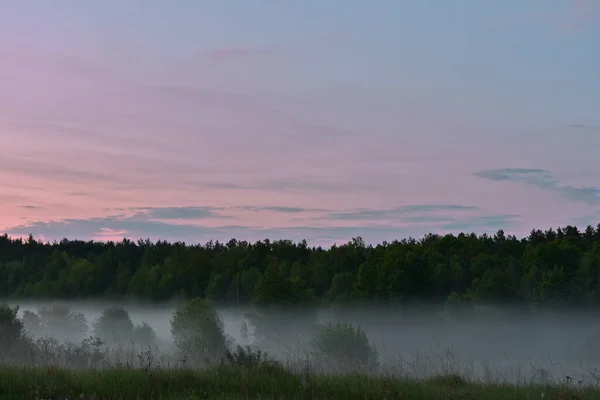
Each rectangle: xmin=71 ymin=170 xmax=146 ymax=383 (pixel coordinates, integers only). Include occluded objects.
xmin=6 ymin=299 xmax=600 ymax=384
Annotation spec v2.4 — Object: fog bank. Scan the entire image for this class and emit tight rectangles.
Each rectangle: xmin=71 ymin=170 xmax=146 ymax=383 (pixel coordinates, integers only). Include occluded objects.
xmin=4 ymin=300 xmax=600 ymax=383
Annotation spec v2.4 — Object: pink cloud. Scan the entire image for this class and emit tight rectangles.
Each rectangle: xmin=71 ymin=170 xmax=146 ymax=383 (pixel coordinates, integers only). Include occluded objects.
xmin=92 ymin=228 xmax=128 ymax=242
xmin=199 ymin=48 xmax=274 ymax=61
xmin=561 ymin=0 xmax=598 ymax=32
xmin=481 ymin=0 xmax=598 ymax=34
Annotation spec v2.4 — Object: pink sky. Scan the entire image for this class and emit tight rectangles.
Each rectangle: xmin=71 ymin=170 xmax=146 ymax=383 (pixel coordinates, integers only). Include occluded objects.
xmin=1 ymin=1 xmax=599 ymax=246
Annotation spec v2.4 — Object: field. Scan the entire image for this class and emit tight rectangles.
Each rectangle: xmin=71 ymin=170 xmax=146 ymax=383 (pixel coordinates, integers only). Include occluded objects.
xmin=2 ymin=340 xmax=600 ymax=400
xmin=4 ymin=301 xmax=600 ymax=399
xmin=1 ymin=363 xmax=599 ymax=400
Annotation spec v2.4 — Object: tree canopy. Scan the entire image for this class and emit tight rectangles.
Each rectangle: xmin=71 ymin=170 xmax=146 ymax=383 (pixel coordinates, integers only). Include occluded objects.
xmin=1 ymin=224 xmax=600 ymax=307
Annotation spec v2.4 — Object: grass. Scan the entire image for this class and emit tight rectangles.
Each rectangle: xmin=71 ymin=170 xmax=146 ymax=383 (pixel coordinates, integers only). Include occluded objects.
xmin=2 ymin=338 xmax=600 ymax=399
xmin=0 ymin=364 xmax=599 ymax=400
xmin=5 ymin=303 xmax=600 ymax=399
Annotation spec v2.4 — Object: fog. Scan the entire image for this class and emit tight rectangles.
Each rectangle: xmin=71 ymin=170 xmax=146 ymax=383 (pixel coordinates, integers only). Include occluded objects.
xmin=5 ymin=300 xmax=600 ymax=384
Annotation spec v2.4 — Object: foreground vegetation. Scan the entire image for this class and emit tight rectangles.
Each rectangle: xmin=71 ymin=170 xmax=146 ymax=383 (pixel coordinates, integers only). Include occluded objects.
xmin=2 ymin=223 xmax=600 ymax=307
xmin=3 ymin=300 xmax=600 ymax=398
xmin=2 ymin=364 xmax=599 ymax=400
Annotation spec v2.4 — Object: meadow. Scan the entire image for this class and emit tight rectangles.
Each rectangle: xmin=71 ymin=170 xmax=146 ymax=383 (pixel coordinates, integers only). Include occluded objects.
xmin=1 ymin=363 xmax=598 ymax=400
xmin=3 ymin=300 xmax=600 ymax=399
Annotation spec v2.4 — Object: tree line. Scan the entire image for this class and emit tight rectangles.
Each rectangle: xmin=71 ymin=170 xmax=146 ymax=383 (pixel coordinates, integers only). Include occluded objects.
xmin=1 ymin=224 xmax=600 ymax=307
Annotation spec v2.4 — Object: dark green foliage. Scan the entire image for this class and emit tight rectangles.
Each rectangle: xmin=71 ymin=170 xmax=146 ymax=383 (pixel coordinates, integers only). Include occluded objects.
xmin=223 ymin=345 xmax=282 ymax=371
xmin=92 ymin=306 xmax=134 ymax=344
xmin=21 ymin=310 xmax=42 ymax=333
xmin=0 ymin=365 xmax=593 ymax=400
xmin=170 ymin=298 xmax=229 ymax=366
xmin=33 ymin=303 xmax=89 ymax=342
xmin=245 ymin=306 xmax=319 ymax=353
xmin=132 ymin=321 xmax=157 ymax=346
xmin=311 ymin=322 xmax=379 ymax=372
xmin=1 ymin=225 xmax=600 ymax=307
xmin=0 ymin=303 xmax=25 ymax=353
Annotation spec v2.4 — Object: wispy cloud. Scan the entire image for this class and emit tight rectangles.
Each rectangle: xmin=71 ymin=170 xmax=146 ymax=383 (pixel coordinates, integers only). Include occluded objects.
xmin=569 ymin=211 xmax=600 ymax=228
xmin=5 ymin=211 xmax=522 ymax=247
xmin=570 ymin=123 xmax=600 ymax=132
xmin=127 ymin=205 xmax=326 ymax=219
xmin=200 ymin=179 xmax=375 ymax=194
xmin=322 ymin=204 xmax=478 ymax=221
xmin=233 ymin=206 xmax=325 ymax=213
xmin=0 ymin=155 xmax=121 ymax=185
xmin=199 ymin=48 xmax=274 ymax=61
xmin=439 ymin=214 xmax=521 ymax=231
xmin=474 ymin=168 xmax=600 ymax=204
xmin=4 ymin=198 xmax=525 ymax=245
xmin=561 ymin=0 xmax=599 ymax=32
xmin=473 ymin=168 xmax=547 ymax=181
xmin=130 ymin=206 xmax=229 ymax=220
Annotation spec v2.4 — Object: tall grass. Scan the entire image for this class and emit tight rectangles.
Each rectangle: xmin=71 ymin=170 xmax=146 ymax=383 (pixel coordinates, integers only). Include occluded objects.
xmin=4 ymin=301 xmax=600 ymax=398
xmin=1 ymin=362 xmax=599 ymax=399
xmin=1 ymin=339 xmax=600 ymax=399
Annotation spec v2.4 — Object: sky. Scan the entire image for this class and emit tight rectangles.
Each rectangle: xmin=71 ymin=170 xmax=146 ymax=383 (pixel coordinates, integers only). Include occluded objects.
xmin=1 ymin=0 xmax=599 ymax=247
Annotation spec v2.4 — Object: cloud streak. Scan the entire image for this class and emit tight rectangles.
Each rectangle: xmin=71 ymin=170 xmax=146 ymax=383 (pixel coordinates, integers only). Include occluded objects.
xmin=570 ymin=124 xmax=600 ymax=132
xmin=130 ymin=207 xmax=230 ymax=220
xmin=5 ymin=209 xmax=521 ymax=247
xmin=474 ymin=168 xmax=600 ymax=205
xmin=4 ymin=201 xmax=521 ymax=246
xmin=321 ymin=204 xmax=478 ymax=221
xmin=199 ymin=48 xmax=274 ymax=61
xmin=233 ymin=206 xmax=325 ymax=213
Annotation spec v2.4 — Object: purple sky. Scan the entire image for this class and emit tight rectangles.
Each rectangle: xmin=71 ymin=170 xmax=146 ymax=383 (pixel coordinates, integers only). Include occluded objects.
xmin=1 ymin=1 xmax=599 ymax=246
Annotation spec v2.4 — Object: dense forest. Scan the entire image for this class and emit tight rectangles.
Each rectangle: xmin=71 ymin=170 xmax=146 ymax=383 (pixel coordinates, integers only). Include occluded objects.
xmin=1 ymin=224 xmax=600 ymax=307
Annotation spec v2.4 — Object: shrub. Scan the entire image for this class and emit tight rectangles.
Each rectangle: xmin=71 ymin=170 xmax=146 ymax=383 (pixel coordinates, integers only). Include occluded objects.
xmin=132 ymin=321 xmax=157 ymax=346
xmin=170 ymin=298 xmax=229 ymax=367
xmin=245 ymin=306 xmax=319 ymax=354
xmin=224 ymin=345 xmax=279 ymax=367
xmin=92 ymin=307 xmax=134 ymax=344
xmin=32 ymin=335 xmax=106 ymax=369
xmin=0 ymin=303 xmax=25 ymax=354
xmin=36 ymin=304 xmax=89 ymax=342
xmin=22 ymin=310 xmax=43 ymax=334
xmin=311 ymin=322 xmax=379 ymax=373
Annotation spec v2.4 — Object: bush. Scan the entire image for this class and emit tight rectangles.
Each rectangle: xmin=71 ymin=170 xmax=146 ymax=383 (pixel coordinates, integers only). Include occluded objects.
xmin=35 ymin=304 xmax=89 ymax=342
xmin=223 ymin=345 xmax=280 ymax=367
xmin=244 ymin=306 xmax=319 ymax=355
xmin=92 ymin=307 xmax=134 ymax=344
xmin=132 ymin=321 xmax=157 ymax=346
xmin=31 ymin=335 xmax=106 ymax=369
xmin=22 ymin=310 xmax=43 ymax=334
xmin=0 ymin=303 xmax=25 ymax=354
xmin=311 ymin=322 xmax=379 ymax=373
xmin=170 ymin=298 xmax=229 ymax=367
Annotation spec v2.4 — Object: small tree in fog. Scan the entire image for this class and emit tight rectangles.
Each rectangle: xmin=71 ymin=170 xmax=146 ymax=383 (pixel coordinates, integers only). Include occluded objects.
xmin=92 ymin=307 xmax=134 ymax=344
xmin=170 ymin=298 xmax=229 ymax=366
xmin=240 ymin=320 xmax=249 ymax=341
xmin=22 ymin=310 xmax=43 ymax=335
xmin=132 ymin=321 xmax=157 ymax=346
xmin=0 ymin=303 xmax=25 ymax=354
xmin=311 ymin=322 xmax=379 ymax=372
xmin=245 ymin=306 xmax=319 ymax=354
xmin=36 ymin=304 xmax=88 ymax=342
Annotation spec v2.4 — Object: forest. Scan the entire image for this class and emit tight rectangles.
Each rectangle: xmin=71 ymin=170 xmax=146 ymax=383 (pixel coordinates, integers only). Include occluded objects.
xmin=1 ymin=224 xmax=600 ymax=307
